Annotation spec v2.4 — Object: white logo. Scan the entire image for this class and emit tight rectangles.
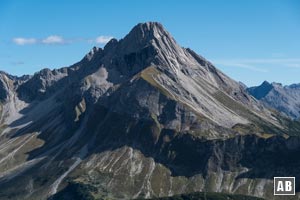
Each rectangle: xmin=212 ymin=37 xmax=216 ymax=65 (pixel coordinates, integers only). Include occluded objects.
xmin=274 ymin=177 xmax=295 ymax=196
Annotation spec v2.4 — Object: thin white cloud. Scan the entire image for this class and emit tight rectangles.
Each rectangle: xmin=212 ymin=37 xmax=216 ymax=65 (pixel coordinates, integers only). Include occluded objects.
xmin=285 ymin=63 xmax=300 ymax=68
xmin=218 ymin=62 xmax=268 ymax=72
xmin=12 ymin=35 xmax=114 ymax=45
xmin=13 ymin=36 xmax=65 ymax=45
xmin=42 ymin=35 xmax=65 ymax=44
xmin=220 ymin=58 xmax=300 ymax=64
xmin=13 ymin=37 xmax=37 ymax=45
xmin=11 ymin=61 xmax=25 ymax=66
xmin=212 ymin=58 xmax=300 ymax=72
xmin=95 ymin=36 xmax=113 ymax=44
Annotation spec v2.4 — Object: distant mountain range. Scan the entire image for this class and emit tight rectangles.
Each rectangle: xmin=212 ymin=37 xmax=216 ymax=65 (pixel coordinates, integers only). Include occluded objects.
xmin=1 ymin=22 xmax=300 ymax=200
xmin=248 ymin=81 xmax=300 ymax=119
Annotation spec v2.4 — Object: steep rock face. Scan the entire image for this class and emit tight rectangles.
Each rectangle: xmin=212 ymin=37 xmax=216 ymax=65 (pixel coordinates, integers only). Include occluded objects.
xmin=0 ymin=73 xmax=10 ymax=103
xmin=248 ymin=81 xmax=300 ymax=119
xmin=0 ymin=72 xmax=18 ymax=103
xmin=0 ymin=22 xmax=300 ymax=200
xmin=0 ymin=72 xmax=29 ymax=125
xmin=247 ymin=81 xmax=274 ymax=100
xmin=17 ymin=68 xmax=69 ymax=101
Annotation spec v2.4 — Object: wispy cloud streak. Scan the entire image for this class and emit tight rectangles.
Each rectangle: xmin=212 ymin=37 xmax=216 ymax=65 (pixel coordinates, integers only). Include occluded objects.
xmin=212 ymin=58 xmax=300 ymax=72
xmin=12 ymin=35 xmax=114 ymax=45
xmin=95 ymin=36 xmax=113 ymax=44
xmin=42 ymin=35 xmax=65 ymax=44
xmin=13 ymin=38 xmax=37 ymax=45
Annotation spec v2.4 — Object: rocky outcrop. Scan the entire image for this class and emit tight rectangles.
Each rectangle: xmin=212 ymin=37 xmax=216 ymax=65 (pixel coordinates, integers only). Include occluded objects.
xmin=0 ymin=71 xmax=16 ymax=103
xmin=0 ymin=75 xmax=9 ymax=103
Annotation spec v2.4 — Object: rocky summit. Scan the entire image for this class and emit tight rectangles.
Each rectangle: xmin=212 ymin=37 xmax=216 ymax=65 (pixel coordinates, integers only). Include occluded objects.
xmin=0 ymin=22 xmax=300 ymax=200
xmin=248 ymin=81 xmax=300 ymax=120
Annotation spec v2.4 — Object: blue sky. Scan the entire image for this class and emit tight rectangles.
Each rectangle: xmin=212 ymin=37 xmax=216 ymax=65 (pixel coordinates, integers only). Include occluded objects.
xmin=0 ymin=0 xmax=299 ymax=86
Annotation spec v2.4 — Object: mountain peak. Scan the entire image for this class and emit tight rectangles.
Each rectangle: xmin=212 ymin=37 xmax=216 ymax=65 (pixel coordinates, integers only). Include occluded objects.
xmin=249 ymin=81 xmax=300 ymax=119
xmin=118 ymin=22 xmax=176 ymax=54
xmin=289 ymin=83 xmax=300 ymax=89
xmin=129 ymin=22 xmax=170 ymax=40
xmin=247 ymin=80 xmax=274 ymax=100
xmin=2 ymin=22 xmax=300 ymax=200
xmin=271 ymin=82 xmax=282 ymax=88
xmin=85 ymin=46 xmax=102 ymax=61
xmin=261 ymin=80 xmax=271 ymax=86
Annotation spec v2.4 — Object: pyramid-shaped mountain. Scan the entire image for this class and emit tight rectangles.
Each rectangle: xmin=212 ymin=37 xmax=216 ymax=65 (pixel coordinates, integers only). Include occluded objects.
xmin=0 ymin=22 xmax=300 ymax=200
